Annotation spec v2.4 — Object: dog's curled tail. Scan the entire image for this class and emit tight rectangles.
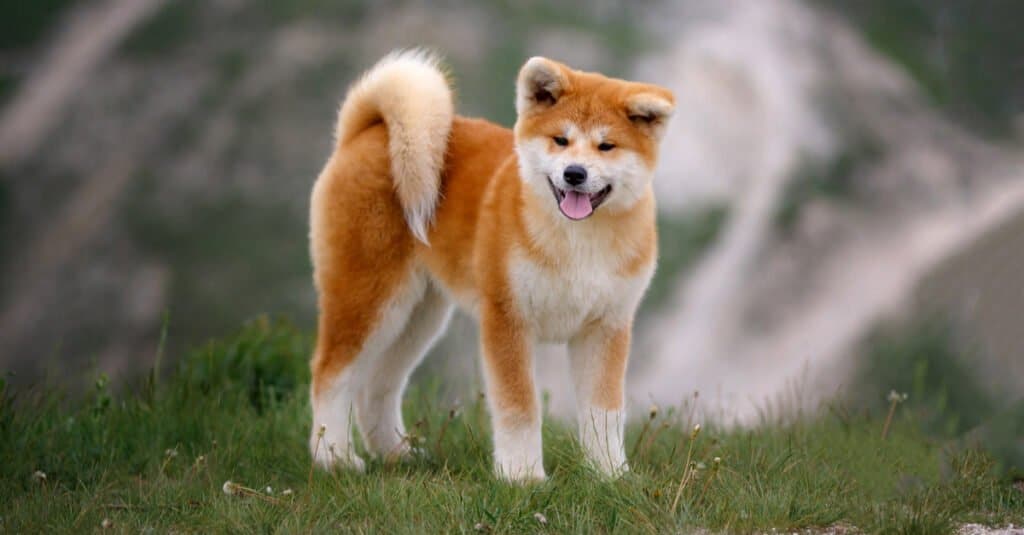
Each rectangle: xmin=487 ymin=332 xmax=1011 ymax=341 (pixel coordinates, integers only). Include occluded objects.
xmin=335 ymin=49 xmax=454 ymax=244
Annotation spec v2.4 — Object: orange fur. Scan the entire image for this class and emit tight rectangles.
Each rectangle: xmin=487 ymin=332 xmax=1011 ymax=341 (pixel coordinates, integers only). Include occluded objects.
xmin=309 ymin=52 xmax=674 ymax=480
xmin=590 ymin=323 xmax=632 ymax=411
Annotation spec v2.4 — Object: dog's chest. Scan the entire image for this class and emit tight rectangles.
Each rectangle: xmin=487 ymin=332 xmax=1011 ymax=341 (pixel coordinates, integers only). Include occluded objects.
xmin=507 ymin=250 xmax=651 ymax=342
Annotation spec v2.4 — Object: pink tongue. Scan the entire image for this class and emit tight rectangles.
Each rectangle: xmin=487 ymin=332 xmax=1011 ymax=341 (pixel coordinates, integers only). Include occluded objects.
xmin=560 ymin=190 xmax=593 ymax=219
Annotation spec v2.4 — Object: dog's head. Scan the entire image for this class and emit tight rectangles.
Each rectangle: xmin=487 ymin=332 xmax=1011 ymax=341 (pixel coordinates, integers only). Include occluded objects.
xmin=513 ymin=57 xmax=674 ymax=221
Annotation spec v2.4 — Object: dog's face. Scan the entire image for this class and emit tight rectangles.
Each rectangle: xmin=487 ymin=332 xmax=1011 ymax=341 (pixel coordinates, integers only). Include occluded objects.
xmin=513 ymin=57 xmax=675 ymax=221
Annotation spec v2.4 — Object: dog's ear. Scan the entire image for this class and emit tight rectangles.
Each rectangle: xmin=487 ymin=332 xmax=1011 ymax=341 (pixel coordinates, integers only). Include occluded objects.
xmin=625 ymin=89 xmax=675 ymax=140
xmin=516 ymin=57 xmax=568 ymax=116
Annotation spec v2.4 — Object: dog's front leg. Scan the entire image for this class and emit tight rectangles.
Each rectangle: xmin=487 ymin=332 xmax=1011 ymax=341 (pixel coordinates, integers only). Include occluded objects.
xmin=480 ymin=300 xmax=545 ymax=483
xmin=568 ymin=321 xmax=631 ymax=477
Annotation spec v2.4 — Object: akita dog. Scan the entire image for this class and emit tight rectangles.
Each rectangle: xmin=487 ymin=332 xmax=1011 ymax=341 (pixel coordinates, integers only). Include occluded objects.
xmin=309 ymin=49 xmax=674 ymax=482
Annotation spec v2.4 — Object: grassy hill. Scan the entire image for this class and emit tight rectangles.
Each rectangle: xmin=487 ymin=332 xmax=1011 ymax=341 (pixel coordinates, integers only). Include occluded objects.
xmin=1 ymin=321 xmax=1021 ymax=533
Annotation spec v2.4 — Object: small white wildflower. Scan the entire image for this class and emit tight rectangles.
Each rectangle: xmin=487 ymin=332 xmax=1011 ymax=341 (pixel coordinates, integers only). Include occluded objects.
xmin=222 ymin=480 xmax=240 ymax=496
xmin=265 ymin=486 xmax=273 ymax=494
xmin=691 ymin=424 xmax=702 ymax=439
xmin=474 ymin=522 xmax=487 ymax=532
xmin=648 ymin=404 xmax=659 ymax=420
xmin=31 ymin=470 xmax=46 ymax=483
xmin=533 ymin=512 xmax=548 ymax=525
xmin=164 ymin=448 xmax=178 ymax=458
xmin=713 ymin=456 xmax=722 ymax=464
xmin=100 ymin=518 xmax=113 ymax=529
xmin=887 ymin=390 xmax=909 ymax=403
xmin=282 ymin=488 xmax=294 ymax=496
xmin=317 ymin=424 xmax=327 ymax=438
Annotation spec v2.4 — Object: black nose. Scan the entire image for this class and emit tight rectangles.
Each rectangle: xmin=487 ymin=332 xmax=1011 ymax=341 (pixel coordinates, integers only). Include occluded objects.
xmin=563 ymin=165 xmax=587 ymax=185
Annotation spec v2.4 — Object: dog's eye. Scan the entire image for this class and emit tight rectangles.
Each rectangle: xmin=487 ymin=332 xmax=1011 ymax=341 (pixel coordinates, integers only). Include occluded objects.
xmin=597 ymin=142 xmax=616 ymax=152
xmin=553 ymin=136 xmax=569 ymax=147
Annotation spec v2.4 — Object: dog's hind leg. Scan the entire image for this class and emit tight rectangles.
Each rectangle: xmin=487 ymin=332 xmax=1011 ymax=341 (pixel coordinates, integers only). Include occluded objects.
xmin=308 ymin=132 xmax=423 ymax=471
xmin=309 ymin=270 xmax=425 ymax=471
xmin=354 ymin=280 xmax=452 ymax=460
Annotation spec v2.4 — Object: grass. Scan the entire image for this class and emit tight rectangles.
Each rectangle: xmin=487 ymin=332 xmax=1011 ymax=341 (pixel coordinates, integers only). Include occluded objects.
xmin=857 ymin=317 xmax=1024 ymax=482
xmin=1 ymin=320 xmax=1021 ymax=533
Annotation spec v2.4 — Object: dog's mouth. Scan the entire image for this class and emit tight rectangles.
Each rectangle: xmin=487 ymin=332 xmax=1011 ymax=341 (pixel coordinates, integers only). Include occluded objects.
xmin=547 ymin=178 xmax=612 ymax=221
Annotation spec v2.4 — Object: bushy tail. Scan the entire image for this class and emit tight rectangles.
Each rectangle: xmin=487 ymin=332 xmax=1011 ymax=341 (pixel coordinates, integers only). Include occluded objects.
xmin=334 ymin=49 xmax=454 ymax=244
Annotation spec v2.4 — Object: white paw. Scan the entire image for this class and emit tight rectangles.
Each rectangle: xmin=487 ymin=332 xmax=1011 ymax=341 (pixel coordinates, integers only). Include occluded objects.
xmin=587 ymin=455 xmax=630 ymax=479
xmin=494 ymin=456 xmax=546 ymax=484
xmin=578 ymin=408 xmax=628 ymax=478
xmin=310 ymin=432 xmax=365 ymax=472
xmin=491 ymin=425 xmax=545 ymax=483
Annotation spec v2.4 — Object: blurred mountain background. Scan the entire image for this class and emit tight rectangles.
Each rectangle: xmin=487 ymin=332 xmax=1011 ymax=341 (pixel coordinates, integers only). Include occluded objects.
xmin=1 ymin=0 xmax=1022 ymax=472
xmin=0 ymin=0 xmax=652 ymax=381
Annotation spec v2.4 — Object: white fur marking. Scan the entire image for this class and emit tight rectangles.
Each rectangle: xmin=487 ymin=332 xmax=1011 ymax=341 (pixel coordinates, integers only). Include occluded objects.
xmin=507 ymin=241 xmax=652 ymax=343
xmin=578 ymin=408 xmax=628 ymax=476
xmin=355 ymin=283 xmax=452 ymax=458
xmin=515 ymin=130 xmax=655 ymax=216
xmin=490 ymin=418 xmax=546 ymax=482
xmin=310 ymin=369 xmax=364 ymax=471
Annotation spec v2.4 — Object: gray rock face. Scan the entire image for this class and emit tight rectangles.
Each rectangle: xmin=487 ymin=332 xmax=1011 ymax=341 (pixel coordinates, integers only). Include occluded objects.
xmin=2 ymin=0 xmax=1021 ymax=423
xmin=632 ymin=0 xmax=1024 ymax=422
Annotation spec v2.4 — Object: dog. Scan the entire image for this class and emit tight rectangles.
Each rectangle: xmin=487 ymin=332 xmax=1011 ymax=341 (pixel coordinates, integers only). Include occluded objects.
xmin=308 ymin=49 xmax=674 ymax=482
